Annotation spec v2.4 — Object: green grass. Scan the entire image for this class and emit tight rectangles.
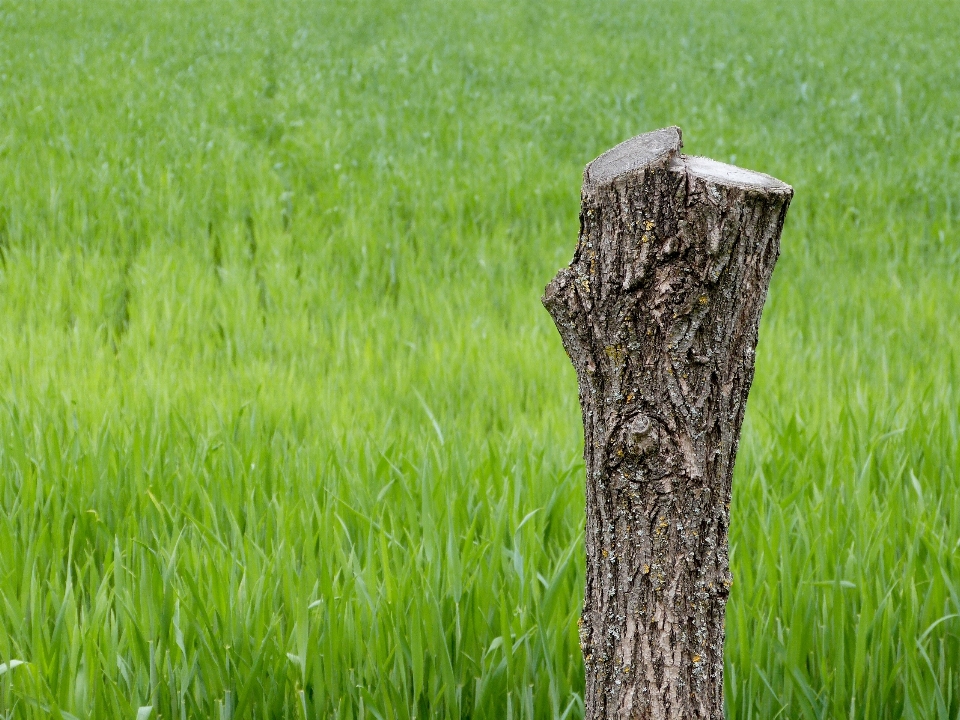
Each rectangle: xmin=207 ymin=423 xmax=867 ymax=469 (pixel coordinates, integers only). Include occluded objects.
xmin=0 ymin=0 xmax=959 ymax=717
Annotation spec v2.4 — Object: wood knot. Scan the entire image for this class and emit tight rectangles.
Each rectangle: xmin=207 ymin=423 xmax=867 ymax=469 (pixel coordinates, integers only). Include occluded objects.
xmin=625 ymin=415 xmax=657 ymax=458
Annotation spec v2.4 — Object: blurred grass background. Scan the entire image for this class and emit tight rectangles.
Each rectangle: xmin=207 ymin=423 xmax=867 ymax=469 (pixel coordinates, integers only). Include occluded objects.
xmin=0 ymin=0 xmax=959 ymax=717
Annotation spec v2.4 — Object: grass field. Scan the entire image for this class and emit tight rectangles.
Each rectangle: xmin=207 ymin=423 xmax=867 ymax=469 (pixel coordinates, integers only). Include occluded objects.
xmin=1 ymin=0 xmax=959 ymax=717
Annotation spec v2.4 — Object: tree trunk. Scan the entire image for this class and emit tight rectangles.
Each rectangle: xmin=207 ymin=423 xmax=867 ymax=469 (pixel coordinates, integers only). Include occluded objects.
xmin=543 ymin=127 xmax=792 ymax=719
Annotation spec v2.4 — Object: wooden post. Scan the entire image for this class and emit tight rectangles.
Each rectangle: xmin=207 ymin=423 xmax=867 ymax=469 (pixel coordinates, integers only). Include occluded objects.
xmin=543 ymin=127 xmax=792 ymax=719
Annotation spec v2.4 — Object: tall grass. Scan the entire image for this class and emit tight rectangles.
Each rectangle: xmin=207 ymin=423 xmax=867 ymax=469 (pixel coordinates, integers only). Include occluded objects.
xmin=0 ymin=0 xmax=959 ymax=717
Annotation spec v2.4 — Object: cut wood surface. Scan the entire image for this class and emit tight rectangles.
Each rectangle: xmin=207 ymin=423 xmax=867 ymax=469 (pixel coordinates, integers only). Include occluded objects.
xmin=544 ymin=127 xmax=792 ymax=719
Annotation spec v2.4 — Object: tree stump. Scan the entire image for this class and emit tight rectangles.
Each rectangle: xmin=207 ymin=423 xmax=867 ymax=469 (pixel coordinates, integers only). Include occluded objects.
xmin=543 ymin=127 xmax=792 ymax=719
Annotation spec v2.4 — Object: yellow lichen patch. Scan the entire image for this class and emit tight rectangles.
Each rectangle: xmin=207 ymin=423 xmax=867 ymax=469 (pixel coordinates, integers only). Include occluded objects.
xmin=604 ymin=345 xmax=627 ymax=362
xmin=644 ymin=220 xmax=655 ymax=230
xmin=698 ymin=294 xmax=709 ymax=305
xmin=693 ymin=654 xmax=702 ymax=663
xmin=602 ymin=549 xmax=609 ymax=558
xmin=642 ymin=564 xmax=650 ymax=574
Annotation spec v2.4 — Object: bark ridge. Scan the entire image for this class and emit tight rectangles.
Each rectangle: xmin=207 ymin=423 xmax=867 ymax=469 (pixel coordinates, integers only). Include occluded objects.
xmin=543 ymin=127 xmax=792 ymax=720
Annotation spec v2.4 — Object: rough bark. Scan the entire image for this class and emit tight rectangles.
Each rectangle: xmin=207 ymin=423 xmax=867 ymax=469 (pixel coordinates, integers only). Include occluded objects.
xmin=543 ymin=127 xmax=792 ymax=720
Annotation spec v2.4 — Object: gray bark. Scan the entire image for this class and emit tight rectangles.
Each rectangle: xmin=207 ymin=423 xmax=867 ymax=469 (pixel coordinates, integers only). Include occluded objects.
xmin=543 ymin=127 xmax=792 ymax=719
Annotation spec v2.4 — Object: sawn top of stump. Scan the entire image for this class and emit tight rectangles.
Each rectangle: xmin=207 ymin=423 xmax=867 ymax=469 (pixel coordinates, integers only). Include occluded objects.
xmin=583 ymin=126 xmax=792 ymax=195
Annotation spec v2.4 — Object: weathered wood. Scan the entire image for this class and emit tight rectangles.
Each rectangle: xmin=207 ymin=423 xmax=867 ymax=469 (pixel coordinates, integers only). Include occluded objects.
xmin=543 ymin=127 xmax=792 ymax=719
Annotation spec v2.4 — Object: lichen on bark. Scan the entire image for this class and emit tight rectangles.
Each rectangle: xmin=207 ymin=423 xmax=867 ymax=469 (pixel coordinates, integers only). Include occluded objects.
xmin=543 ymin=127 xmax=792 ymax=720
